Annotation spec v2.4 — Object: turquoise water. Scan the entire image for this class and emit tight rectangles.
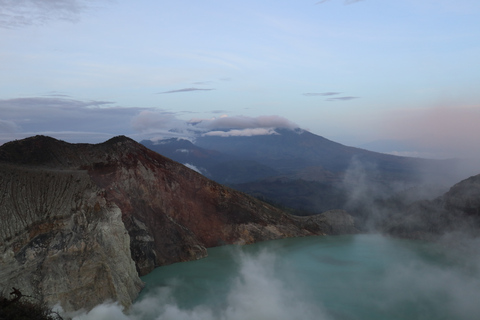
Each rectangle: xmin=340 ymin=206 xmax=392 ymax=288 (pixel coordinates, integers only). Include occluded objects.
xmin=76 ymin=234 xmax=480 ymax=320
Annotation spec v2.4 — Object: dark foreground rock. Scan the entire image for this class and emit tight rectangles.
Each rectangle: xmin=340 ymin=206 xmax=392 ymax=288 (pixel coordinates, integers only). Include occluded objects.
xmin=0 ymin=135 xmax=357 ymax=312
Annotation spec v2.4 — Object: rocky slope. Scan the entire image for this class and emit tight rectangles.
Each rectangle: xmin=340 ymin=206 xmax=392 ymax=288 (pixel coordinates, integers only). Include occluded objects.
xmin=382 ymin=174 xmax=480 ymax=239
xmin=0 ymin=135 xmax=357 ymax=312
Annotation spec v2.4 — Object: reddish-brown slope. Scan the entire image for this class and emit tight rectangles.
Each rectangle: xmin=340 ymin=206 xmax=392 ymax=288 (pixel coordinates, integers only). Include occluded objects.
xmin=1 ymin=135 xmax=357 ymax=277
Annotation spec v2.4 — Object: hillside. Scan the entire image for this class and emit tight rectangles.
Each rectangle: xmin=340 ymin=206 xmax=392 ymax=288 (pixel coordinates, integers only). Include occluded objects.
xmin=0 ymin=135 xmax=357 ymax=312
xmin=143 ymin=128 xmax=472 ymax=217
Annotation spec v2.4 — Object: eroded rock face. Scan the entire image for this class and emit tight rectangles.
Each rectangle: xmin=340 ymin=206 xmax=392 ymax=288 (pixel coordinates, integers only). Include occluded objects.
xmin=0 ymin=164 xmax=142 ymax=311
xmin=0 ymin=135 xmax=357 ymax=311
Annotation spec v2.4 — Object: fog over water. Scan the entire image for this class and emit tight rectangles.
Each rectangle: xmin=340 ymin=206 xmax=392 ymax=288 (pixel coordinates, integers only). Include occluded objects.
xmin=70 ymin=234 xmax=480 ymax=320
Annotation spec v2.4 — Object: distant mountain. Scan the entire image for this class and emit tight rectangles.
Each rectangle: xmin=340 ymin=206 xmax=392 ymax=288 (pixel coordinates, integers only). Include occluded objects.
xmin=141 ymin=138 xmax=278 ymax=184
xmin=143 ymin=129 xmax=425 ymax=185
xmin=143 ymin=128 xmax=475 ymax=218
xmin=0 ymin=135 xmax=356 ymax=312
xmin=195 ymin=128 xmax=425 ymax=176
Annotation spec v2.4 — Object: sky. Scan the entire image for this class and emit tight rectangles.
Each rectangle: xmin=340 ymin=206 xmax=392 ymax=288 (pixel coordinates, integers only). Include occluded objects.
xmin=1 ymin=0 xmax=480 ymax=159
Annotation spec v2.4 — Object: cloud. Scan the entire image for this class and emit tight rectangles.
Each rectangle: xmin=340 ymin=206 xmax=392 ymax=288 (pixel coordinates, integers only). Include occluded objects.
xmin=132 ymin=114 xmax=300 ymax=140
xmin=158 ymin=88 xmax=215 ymax=94
xmin=303 ymin=92 xmax=341 ymax=97
xmin=0 ymin=97 xmax=114 ymax=111
xmin=192 ymin=81 xmax=214 ymax=85
xmin=195 ymin=115 xmax=299 ymax=130
xmin=131 ymin=111 xmax=190 ymax=134
xmin=203 ymin=128 xmax=280 ymax=137
xmin=0 ymin=119 xmax=20 ymax=133
xmin=315 ymin=0 xmax=364 ymax=5
xmin=326 ymin=96 xmax=359 ymax=101
xmin=0 ymin=96 xmax=147 ymax=144
xmin=0 ymin=0 xmax=102 ymax=28
xmin=43 ymin=91 xmax=72 ymax=98
xmin=0 ymin=96 xmax=302 ymax=145
xmin=302 ymin=92 xmax=359 ymax=101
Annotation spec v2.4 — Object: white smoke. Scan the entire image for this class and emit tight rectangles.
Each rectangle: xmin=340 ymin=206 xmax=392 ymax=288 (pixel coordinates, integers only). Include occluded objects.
xmin=70 ymin=249 xmax=329 ymax=320
xmin=183 ymin=163 xmax=203 ymax=174
xmin=222 ymin=250 xmax=326 ymax=320
xmin=377 ymin=234 xmax=480 ymax=319
xmin=64 ymin=234 xmax=480 ymax=320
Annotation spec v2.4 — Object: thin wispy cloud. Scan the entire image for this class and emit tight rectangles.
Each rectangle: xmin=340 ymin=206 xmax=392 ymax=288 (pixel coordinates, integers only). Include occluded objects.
xmin=0 ymin=96 xmax=146 ymax=144
xmin=315 ymin=0 xmax=364 ymax=5
xmin=158 ymin=88 xmax=215 ymax=94
xmin=0 ymin=0 xmax=104 ymax=28
xmin=192 ymin=81 xmax=214 ymax=85
xmin=0 ymin=97 xmax=115 ymax=110
xmin=302 ymin=91 xmax=358 ymax=101
xmin=43 ymin=92 xmax=71 ymax=98
xmin=303 ymin=92 xmax=341 ymax=97
xmin=0 ymin=119 xmax=20 ymax=133
xmin=326 ymin=96 xmax=359 ymax=101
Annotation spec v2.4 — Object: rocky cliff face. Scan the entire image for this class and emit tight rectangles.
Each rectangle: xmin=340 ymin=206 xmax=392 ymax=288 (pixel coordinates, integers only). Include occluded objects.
xmin=0 ymin=164 xmax=142 ymax=311
xmin=383 ymin=174 xmax=480 ymax=239
xmin=0 ymin=135 xmax=357 ymax=312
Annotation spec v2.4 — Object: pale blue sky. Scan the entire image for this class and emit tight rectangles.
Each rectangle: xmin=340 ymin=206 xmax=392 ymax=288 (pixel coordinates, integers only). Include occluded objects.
xmin=1 ymin=0 xmax=479 ymax=158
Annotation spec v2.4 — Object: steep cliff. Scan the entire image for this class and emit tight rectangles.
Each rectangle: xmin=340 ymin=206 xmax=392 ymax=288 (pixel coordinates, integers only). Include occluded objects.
xmin=0 ymin=164 xmax=142 ymax=311
xmin=0 ymin=135 xmax=357 ymax=312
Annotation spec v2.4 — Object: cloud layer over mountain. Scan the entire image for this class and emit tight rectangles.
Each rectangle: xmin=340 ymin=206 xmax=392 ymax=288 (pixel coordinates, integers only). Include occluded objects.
xmin=1 ymin=95 xmax=480 ymax=160
xmin=132 ymin=113 xmax=299 ymax=139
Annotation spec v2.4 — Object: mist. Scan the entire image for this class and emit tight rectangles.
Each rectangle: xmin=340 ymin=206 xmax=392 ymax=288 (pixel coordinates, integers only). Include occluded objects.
xmin=62 ymin=142 xmax=480 ymax=320
xmin=65 ymin=234 xmax=480 ymax=320
xmin=337 ymin=151 xmax=480 ymax=234
xmin=69 ymin=247 xmax=329 ymax=320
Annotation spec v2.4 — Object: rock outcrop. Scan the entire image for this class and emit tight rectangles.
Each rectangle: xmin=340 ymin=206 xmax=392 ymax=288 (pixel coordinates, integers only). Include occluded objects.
xmin=382 ymin=174 xmax=480 ymax=239
xmin=0 ymin=135 xmax=357 ymax=312
xmin=0 ymin=164 xmax=143 ymax=311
